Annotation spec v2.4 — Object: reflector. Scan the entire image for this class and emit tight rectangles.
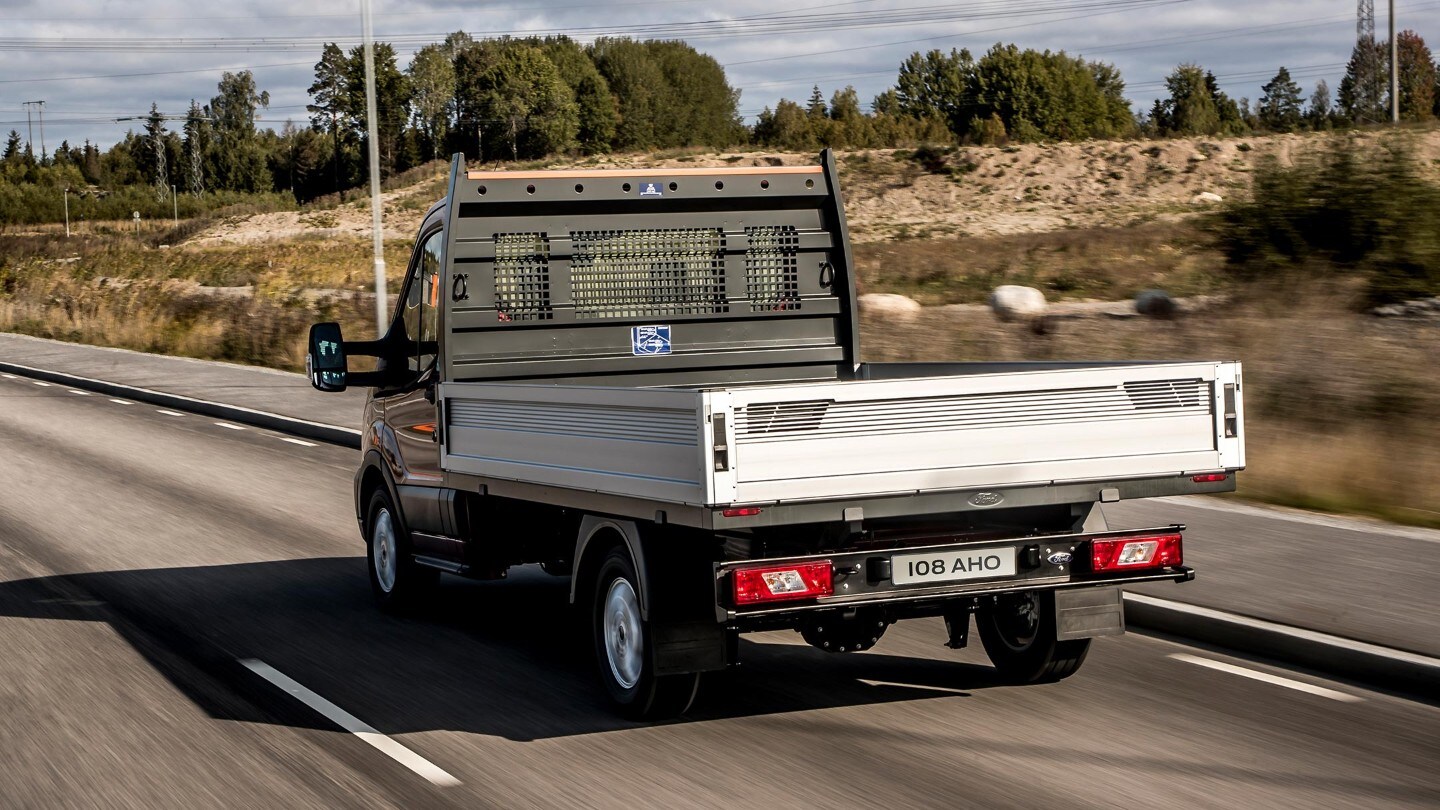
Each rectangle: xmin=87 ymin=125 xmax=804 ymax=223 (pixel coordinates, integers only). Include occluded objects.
xmin=1192 ymin=473 xmax=1229 ymax=483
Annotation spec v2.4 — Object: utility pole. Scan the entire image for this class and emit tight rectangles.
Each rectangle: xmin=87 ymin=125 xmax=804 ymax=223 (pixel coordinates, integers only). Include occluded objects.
xmin=63 ymin=188 xmax=70 ymax=238
xmin=22 ymin=101 xmax=44 ymax=158
xmin=1388 ymin=0 xmax=1399 ymax=122
xmin=172 ymin=185 xmax=179 ymax=226
xmin=361 ymin=0 xmax=387 ymax=336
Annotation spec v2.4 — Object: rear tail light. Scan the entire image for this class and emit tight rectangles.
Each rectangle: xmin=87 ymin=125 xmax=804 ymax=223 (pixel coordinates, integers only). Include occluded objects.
xmin=732 ymin=561 xmax=833 ymax=605
xmin=1192 ymin=473 xmax=1228 ymax=483
xmin=1086 ymin=533 xmax=1182 ymax=572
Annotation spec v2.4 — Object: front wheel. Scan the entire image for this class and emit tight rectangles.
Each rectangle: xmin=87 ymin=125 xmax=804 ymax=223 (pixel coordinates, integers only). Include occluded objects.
xmin=366 ymin=489 xmax=439 ymax=613
xmin=592 ymin=547 xmax=700 ymax=720
xmin=977 ymin=590 xmax=1090 ymax=683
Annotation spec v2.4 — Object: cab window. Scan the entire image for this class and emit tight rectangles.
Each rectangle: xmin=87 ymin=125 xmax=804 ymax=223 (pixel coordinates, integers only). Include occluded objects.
xmin=400 ymin=230 xmax=443 ymax=375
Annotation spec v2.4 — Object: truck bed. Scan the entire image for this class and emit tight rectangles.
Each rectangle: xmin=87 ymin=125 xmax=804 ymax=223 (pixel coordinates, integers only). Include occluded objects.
xmin=441 ymin=358 xmax=1244 ymax=508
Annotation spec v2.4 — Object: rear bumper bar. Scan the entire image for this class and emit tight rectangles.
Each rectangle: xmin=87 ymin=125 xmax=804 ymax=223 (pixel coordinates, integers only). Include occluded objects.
xmin=714 ymin=525 xmax=1191 ymax=622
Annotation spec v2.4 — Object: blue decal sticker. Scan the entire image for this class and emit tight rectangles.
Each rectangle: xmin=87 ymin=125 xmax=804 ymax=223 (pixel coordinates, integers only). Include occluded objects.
xmin=632 ymin=325 xmax=672 ymax=355
xmin=639 ymin=181 xmax=664 ymax=197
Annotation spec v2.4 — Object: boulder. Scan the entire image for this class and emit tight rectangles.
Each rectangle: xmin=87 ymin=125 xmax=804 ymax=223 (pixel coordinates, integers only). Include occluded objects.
xmin=989 ymin=285 xmax=1047 ymax=322
xmin=858 ymin=293 xmax=923 ymax=321
xmin=1190 ymin=192 xmax=1224 ymax=205
xmin=1135 ymin=289 xmax=1178 ymax=319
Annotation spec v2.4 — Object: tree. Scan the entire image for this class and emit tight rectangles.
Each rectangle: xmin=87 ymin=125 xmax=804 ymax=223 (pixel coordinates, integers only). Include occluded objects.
xmin=345 ymin=43 xmax=411 ymax=175
xmin=456 ymin=40 xmax=577 ymax=161
xmin=1339 ymin=37 xmax=1388 ymax=123
xmin=407 ymin=44 xmax=456 ymax=160
xmin=1396 ymin=30 xmax=1437 ymax=121
xmin=308 ymin=43 xmax=351 ymax=194
xmin=209 ymin=71 xmax=271 ymax=192
xmin=2 ymin=131 xmax=22 ymax=165
xmin=532 ymin=36 xmax=618 ymax=154
xmin=1157 ymin=64 xmax=1219 ymax=136
xmin=895 ymin=48 xmax=972 ymax=134
xmin=1205 ymin=71 xmax=1246 ymax=135
xmin=753 ymin=100 xmax=815 ymax=150
xmin=589 ymin=37 xmax=667 ymax=150
xmin=806 ymin=85 xmax=827 ymax=118
xmin=1307 ymin=80 xmax=1333 ymax=130
xmin=1258 ymin=67 xmax=1304 ymax=132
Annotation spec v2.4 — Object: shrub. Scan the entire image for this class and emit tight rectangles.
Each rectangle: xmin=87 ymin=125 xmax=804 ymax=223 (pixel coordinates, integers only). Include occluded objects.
xmin=1215 ymin=135 xmax=1440 ymax=304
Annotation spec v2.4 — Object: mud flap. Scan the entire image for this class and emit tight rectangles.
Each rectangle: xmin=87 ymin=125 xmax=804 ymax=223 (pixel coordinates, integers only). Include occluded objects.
xmin=653 ymin=621 xmax=730 ymax=675
xmin=1055 ymin=587 xmax=1125 ymax=641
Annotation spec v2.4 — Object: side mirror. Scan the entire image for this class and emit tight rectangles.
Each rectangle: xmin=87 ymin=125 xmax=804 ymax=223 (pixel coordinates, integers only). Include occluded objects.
xmin=307 ymin=322 xmax=348 ymax=392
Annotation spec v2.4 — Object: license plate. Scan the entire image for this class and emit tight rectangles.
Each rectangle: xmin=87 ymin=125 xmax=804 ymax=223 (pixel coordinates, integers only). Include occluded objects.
xmin=891 ymin=546 xmax=1017 ymax=586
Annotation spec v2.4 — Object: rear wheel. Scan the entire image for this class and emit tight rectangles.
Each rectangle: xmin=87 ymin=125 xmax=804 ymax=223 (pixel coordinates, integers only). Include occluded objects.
xmin=591 ymin=547 xmax=700 ymax=720
xmin=365 ymin=489 xmax=439 ymax=613
xmin=977 ymin=590 xmax=1090 ymax=683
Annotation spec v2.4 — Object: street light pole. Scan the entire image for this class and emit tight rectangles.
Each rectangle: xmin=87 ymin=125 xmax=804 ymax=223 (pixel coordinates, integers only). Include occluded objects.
xmin=172 ymin=185 xmax=178 ymax=227
xmin=361 ymin=0 xmax=387 ymax=336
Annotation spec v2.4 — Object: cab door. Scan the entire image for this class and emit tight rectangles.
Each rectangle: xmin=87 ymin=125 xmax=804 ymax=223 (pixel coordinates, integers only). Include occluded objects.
xmin=383 ymin=227 xmax=445 ymax=486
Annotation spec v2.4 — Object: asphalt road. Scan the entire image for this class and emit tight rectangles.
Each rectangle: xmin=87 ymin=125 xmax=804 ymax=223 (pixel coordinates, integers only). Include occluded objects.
xmin=1 ymin=376 xmax=1437 ymax=808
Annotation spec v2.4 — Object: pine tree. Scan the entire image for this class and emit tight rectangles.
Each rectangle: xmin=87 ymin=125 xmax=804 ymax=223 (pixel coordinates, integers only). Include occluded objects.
xmin=308 ymin=43 xmax=350 ymax=194
xmin=1339 ymin=37 xmax=1388 ymax=123
xmin=1159 ymin=64 xmax=1219 ymax=136
xmin=1258 ymin=67 xmax=1304 ymax=132
xmin=143 ymin=103 xmax=169 ymax=200
xmin=806 ymin=85 xmax=827 ymax=118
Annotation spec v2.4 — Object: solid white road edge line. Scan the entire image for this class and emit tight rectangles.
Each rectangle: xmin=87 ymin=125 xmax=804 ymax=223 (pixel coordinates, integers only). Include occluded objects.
xmin=1169 ymin=653 xmax=1363 ymax=702
xmin=1149 ymin=495 xmax=1440 ymax=544
xmin=1124 ymin=592 xmax=1440 ymax=667
xmin=214 ymin=422 xmax=246 ymax=430
xmin=280 ymin=437 xmax=318 ymax=447
xmin=238 ymin=658 xmax=461 ymax=788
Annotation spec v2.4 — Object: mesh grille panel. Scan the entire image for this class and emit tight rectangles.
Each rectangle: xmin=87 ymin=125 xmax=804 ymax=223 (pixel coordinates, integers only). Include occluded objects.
xmin=745 ymin=225 xmax=800 ymax=312
xmin=571 ymin=228 xmax=727 ymax=319
xmin=493 ymin=232 xmax=552 ymax=321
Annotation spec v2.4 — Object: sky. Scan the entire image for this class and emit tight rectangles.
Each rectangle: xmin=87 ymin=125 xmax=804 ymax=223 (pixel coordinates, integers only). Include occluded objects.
xmin=0 ymin=0 xmax=1435 ymax=153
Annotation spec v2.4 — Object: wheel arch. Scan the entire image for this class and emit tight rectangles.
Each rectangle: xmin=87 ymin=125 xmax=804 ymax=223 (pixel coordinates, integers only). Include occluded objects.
xmin=355 ymin=450 xmax=400 ymax=533
xmin=570 ymin=516 xmax=650 ymax=619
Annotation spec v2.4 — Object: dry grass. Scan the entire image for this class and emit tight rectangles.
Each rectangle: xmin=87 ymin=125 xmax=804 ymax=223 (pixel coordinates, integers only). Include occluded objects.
xmin=853 ymin=221 xmax=1223 ymax=304
xmin=860 ymin=282 xmax=1440 ymax=527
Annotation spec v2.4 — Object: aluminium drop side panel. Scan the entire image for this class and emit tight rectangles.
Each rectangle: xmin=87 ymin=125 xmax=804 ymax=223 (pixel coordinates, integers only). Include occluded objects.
xmin=440 ymin=381 xmax=708 ymax=504
xmin=724 ymin=361 xmax=1242 ymax=504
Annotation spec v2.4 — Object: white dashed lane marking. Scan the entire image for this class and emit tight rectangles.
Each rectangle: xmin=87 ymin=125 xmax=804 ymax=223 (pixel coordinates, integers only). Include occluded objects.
xmin=109 ymin=399 xmax=133 ymax=405
xmin=280 ymin=437 xmax=318 ymax=447
xmin=32 ymin=381 xmax=51 ymax=387
xmin=239 ymin=659 xmax=461 ymax=788
xmin=68 ymin=389 xmax=91 ymax=396
xmin=156 ymin=410 xmax=185 ymax=416
xmin=214 ymin=422 xmax=246 ymax=430
xmin=1169 ymin=653 xmax=1363 ymax=702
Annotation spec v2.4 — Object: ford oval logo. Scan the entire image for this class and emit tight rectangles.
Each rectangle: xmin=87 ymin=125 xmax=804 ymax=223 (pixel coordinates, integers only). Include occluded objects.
xmin=1047 ymin=552 xmax=1073 ymax=565
xmin=968 ymin=491 xmax=1004 ymax=507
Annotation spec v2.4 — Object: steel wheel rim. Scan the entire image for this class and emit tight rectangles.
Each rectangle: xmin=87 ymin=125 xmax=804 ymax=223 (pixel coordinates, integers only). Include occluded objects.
xmin=603 ymin=578 xmax=644 ymax=690
xmin=372 ymin=508 xmax=398 ymax=593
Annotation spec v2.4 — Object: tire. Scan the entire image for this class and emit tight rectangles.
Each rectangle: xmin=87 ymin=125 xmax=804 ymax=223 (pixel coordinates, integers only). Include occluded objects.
xmin=977 ymin=590 xmax=1090 ymax=683
xmin=365 ymin=489 xmax=439 ymax=614
xmin=591 ymin=547 xmax=700 ymax=720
